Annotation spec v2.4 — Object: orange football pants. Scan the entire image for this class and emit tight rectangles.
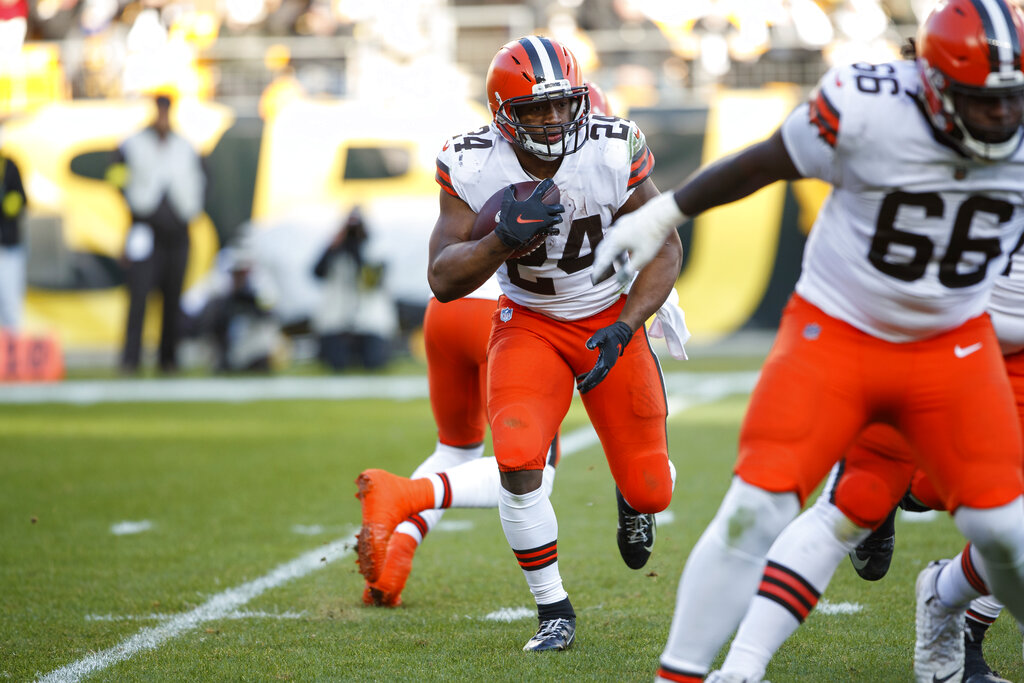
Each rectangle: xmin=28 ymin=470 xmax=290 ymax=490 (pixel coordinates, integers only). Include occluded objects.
xmin=831 ymin=349 xmax=1024 ymax=526
xmin=423 ymin=296 xmax=496 ymax=447
xmin=487 ymin=295 xmax=672 ymax=513
xmin=737 ymin=294 xmax=1024 ymax=513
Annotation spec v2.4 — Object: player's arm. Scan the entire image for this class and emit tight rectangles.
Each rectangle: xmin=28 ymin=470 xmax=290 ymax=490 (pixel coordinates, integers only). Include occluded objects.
xmin=427 ymin=190 xmax=513 ymax=302
xmin=593 ymin=127 xmax=803 ymax=283
xmin=614 ymin=178 xmax=682 ymax=332
xmin=576 ymin=178 xmax=682 ymax=394
xmin=673 ymin=127 xmax=802 ymax=215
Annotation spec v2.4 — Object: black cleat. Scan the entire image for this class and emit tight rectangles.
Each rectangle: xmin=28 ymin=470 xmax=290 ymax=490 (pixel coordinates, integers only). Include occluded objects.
xmin=849 ymin=506 xmax=897 ymax=581
xmin=616 ymin=487 xmax=656 ymax=570
xmin=964 ymin=625 xmax=1011 ymax=683
xmin=523 ymin=617 xmax=576 ymax=651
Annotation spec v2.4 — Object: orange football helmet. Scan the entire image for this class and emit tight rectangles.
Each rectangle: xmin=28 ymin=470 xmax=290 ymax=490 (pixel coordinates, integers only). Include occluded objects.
xmin=586 ymin=81 xmax=613 ymax=117
xmin=485 ymin=36 xmax=590 ymax=159
xmin=917 ymin=0 xmax=1024 ymax=159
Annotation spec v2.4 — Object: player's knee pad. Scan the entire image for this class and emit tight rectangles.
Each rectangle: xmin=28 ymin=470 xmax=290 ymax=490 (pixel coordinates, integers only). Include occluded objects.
xmin=908 ymin=470 xmax=944 ymax=511
xmin=833 ymin=469 xmax=898 ymax=530
xmin=708 ymin=477 xmax=800 ymax=556
xmin=618 ymin=453 xmax=672 ymax=513
xmin=955 ymin=497 xmax=1024 ymax=567
xmin=489 ymin=404 xmax=550 ymax=471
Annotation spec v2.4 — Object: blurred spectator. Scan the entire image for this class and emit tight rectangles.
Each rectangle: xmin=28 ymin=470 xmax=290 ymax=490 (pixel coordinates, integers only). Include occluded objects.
xmin=108 ymin=93 xmax=206 ymax=374
xmin=199 ymin=249 xmax=281 ymax=373
xmin=0 ymin=0 xmax=27 ymax=62
xmin=259 ymin=63 xmax=305 ymax=120
xmin=0 ymin=144 xmax=26 ymax=332
xmin=312 ymin=205 xmax=397 ymax=371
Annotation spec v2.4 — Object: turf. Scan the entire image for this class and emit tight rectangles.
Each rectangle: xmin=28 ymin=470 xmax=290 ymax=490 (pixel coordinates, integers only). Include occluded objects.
xmin=1 ymin=364 xmax=1022 ymax=682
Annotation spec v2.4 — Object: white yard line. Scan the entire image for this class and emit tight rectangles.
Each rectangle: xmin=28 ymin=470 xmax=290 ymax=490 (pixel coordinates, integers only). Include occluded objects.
xmin=36 ymin=537 xmax=354 ymax=683
xmin=35 ymin=372 xmax=756 ymax=682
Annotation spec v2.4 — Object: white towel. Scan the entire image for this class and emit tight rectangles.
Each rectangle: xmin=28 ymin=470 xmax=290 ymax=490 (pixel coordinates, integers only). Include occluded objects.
xmin=649 ymin=287 xmax=690 ymax=360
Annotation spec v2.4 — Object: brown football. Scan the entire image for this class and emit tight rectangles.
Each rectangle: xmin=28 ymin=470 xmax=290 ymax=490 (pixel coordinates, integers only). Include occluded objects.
xmin=470 ymin=180 xmax=561 ymax=259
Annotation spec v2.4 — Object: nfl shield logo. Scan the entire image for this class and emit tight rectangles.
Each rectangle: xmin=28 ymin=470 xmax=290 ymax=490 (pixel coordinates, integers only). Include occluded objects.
xmin=500 ymin=307 xmax=513 ymax=322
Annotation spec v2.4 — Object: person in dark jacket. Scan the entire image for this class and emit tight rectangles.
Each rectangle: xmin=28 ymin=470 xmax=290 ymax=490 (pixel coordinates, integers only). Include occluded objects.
xmin=0 ymin=148 xmax=27 ymax=332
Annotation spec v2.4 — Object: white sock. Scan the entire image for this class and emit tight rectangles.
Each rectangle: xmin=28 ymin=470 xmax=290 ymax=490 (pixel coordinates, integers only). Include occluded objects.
xmin=935 ymin=547 xmax=986 ymax=608
xmin=722 ymin=500 xmax=869 ymax=680
xmin=659 ymin=478 xmax=799 ymax=677
xmin=498 ymin=484 xmax=567 ymax=606
xmin=396 ymin=442 xmax=484 ymax=542
xmin=441 ymin=456 xmax=501 ymax=507
xmin=954 ymin=499 xmax=1024 ymax=624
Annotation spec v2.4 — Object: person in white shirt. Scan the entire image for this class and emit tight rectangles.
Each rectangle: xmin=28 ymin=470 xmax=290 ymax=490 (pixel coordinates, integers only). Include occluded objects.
xmin=110 ymin=93 xmax=205 ymax=374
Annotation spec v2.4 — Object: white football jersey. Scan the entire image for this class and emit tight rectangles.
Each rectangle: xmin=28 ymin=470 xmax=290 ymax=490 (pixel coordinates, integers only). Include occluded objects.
xmin=436 ymin=117 xmax=655 ymax=320
xmin=989 ymin=246 xmax=1024 ymax=351
xmin=782 ymin=60 xmax=1024 ymax=342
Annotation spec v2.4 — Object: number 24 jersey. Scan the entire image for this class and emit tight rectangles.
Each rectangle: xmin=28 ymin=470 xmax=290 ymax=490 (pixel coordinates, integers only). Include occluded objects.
xmin=435 ymin=117 xmax=655 ymax=321
xmin=782 ymin=59 xmax=1024 ymax=343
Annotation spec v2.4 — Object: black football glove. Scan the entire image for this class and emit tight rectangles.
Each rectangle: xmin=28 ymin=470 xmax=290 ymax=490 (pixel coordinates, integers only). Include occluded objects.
xmin=494 ymin=178 xmax=564 ymax=249
xmin=575 ymin=321 xmax=634 ymax=394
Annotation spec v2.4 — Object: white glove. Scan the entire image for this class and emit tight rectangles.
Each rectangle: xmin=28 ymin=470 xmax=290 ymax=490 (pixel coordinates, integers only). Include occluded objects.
xmin=592 ymin=191 xmax=686 ymax=286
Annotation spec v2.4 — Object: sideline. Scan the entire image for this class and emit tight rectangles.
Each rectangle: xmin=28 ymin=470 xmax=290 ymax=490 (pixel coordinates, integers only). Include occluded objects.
xmin=33 ymin=372 xmax=757 ymax=682
xmin=0 ymin=371 xmax=758 ymax=405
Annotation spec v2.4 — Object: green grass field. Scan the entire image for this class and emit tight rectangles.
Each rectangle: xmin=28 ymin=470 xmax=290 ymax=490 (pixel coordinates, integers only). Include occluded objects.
xmin=1 ymin=357 xmax=1022 ymax=682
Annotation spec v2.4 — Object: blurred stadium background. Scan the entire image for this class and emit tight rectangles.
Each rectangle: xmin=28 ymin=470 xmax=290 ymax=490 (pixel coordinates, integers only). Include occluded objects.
xmin=0 ymin=0 xmax=958 ymax=372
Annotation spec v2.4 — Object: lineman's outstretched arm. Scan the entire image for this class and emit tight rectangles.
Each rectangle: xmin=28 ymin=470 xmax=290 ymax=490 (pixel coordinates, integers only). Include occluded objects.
xmin=593 ymin=127 xmax=803 ymax=283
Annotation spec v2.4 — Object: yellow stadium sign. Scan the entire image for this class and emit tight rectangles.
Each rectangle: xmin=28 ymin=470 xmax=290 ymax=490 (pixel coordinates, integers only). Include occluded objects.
xmin=2 ymin=99 xmax=233 ymax=349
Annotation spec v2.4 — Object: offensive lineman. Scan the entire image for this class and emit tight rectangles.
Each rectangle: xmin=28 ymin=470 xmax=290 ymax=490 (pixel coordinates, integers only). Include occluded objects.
xmin=422 ymin=36 xmax=682 ymax=651
xmin=591 ymin=0 xmax=1024 ymax=680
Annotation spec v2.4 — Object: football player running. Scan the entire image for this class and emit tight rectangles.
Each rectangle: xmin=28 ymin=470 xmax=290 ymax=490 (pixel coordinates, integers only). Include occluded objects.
xmin=591 ymin=1 xmax=1024 ymax=681
xmin=353 ymin=83 xmax=674 ymax=607
xmin=424 ymin=36 xmax=682 ymax=652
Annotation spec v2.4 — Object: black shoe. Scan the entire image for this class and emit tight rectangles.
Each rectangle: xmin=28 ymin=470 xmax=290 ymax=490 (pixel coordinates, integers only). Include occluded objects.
xmin=523 ymin=617 xmax=575 ymax=651
xmin=616 ymin=487 xmax=655 ymax=570
xmin=849 ymin=506 xmax=897 ymax=581
xmin=964 ymin=626 xmax=1011 ymax=683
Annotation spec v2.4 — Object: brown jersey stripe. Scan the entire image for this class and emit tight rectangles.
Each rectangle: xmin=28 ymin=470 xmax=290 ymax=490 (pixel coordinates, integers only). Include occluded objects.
xmin=627 ymin=148 xmax=655 ymax=188
xmin=436 ymin=160 xmax=457 ymax=196
xmin=809 ymin=88 xmax=840 ymax=148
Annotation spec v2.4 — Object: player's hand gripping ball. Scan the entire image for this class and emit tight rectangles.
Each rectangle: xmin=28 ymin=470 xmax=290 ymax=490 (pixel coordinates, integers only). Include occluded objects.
xmin=471 ymin=178 xmax=563 ymax=259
